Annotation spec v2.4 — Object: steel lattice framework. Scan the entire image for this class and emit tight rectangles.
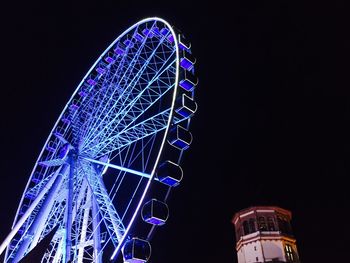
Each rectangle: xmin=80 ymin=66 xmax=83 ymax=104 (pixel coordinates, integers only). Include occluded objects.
xmin=0 ymin=17 xmax=198 ymax=263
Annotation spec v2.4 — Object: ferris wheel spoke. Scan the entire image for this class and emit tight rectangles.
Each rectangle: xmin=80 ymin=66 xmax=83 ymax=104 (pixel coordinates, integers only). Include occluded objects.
xmin=81 ymin=29 xmax=173 ymax=147
xmin=101 ymin=51 xmax=173 ymax=141
xmin=82 ymin=52 xmax=176 ymax=152
xmin=112 ymin=77 xmax=175 ymax=135
xmin=106 ymin=43 xmax=175 ymax=130
xmin=115 ymin=134 xmax=158 ymax=222
xmin=81 ymin=23 xmax=168 ymax=143
xmin=79 ymin=25 xmax=154 ymax=142
xmin=84 ymin=107 xmax=170 ymax=158
xmin=124 ymin=131 xmax=158 ymax=174
xmin=103 ymin=144 xmax=135 ymax=202
xmin=82 ymin=156 xmax=153 ymax=180
xmin=77 ymin=74 xmax=117 ymax=144
xmin=88 ymin=136 xmax=156 ymax=220
xmin=77 ymin=48 xmax=140 ymax=144
xmin=82 ymin=75 xmax=174 ymax=155
xmin=73 ymin=24 xmax=146 ymax=139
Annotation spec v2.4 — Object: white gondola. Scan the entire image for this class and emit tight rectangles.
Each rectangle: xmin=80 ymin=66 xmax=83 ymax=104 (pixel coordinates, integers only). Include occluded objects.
xmin=123 ymin=237 xmax=151 ymax=263
xmin=180 ymin=50 xmax=196 ymax=71
xmin=46 ymin=141 xmax=57 ymax=152
xmin=160 ymin=27 xmax=169 ymax=36
xmin=156 ymin=160 xmax=183 ymax=187
xmin=124 ymin=39 xmax=134 ymax=48
xmin=24 ymin=191 xmax=36 ymax=201
xmin=104 ymin=51 xmax=116 ymax=63
xmin=54 ymin=126 xmax=65 ymax=136
xmin=175 ymin=93 xmax=198 ymax=118
xmin=178 ymin=34 xmax=191 ymax=50
xmin=95 ymin=61 xmax=107 ymax=75
xmin=78 ymin=83 xmax=90 ymax=97
xmin=114 ymin=42 xmax=126 ymax=55
xmin=69 ymin=99 xmax=79 ymax=111
xmin=31 ymin=172 xmax=42 ymax=184
xmin=167 ymin=125 xmax=193 ymax=150
xmin=86 ymin=76 xmax=97 ymax=86
xmin=61 ymin=112 xmax=71 ymax=124
xmin=179 ymin=69 xmax=198 ymax=91
xmin=142 ymin=28 xmax=154 ymax=38
xmin=133 ymin=32 xmax=144 ymax=42
xmin=141 ymin=199 xmax=169 ymax=225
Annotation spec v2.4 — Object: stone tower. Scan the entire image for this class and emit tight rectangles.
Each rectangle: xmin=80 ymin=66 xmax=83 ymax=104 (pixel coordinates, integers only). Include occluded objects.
xmin=232 ymin=206 xmax=300 ymax=263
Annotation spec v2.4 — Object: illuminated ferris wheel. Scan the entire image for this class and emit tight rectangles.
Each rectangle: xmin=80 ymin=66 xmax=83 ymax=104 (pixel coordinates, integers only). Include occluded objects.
xmin=0 ymin=17 xmax=198 ymax=262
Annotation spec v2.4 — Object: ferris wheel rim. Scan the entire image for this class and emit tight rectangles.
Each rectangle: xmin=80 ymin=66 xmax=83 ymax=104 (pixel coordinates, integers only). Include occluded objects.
xmin=107 ymin=19 xmax=180 ymax=260
xmin=5 ymin=17 xmax=184 ymax=262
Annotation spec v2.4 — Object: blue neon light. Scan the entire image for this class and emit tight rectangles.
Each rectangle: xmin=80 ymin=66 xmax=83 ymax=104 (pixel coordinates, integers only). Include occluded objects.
xmin=1 ymin=17 xmax=197 ymax=263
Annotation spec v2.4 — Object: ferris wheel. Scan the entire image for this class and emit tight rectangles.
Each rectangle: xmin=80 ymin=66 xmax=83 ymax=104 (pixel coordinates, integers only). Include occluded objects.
xmin=0 ymin=17 xmax=198 ymax=262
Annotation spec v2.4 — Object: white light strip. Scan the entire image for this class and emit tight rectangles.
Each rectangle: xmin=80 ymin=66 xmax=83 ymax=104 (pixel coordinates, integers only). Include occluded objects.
xmin=82 ymin=156 xmax=152 ymax=179
xmin=110 ymin=16 xmax=180 ymax=261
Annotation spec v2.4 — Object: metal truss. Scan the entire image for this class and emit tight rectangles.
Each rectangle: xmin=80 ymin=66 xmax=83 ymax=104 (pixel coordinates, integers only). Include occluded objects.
xmin=1 ymin=17 xmax=196 ymax=263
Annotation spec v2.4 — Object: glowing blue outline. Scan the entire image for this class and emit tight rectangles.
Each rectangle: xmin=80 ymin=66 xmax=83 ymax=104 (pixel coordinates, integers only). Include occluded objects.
xmin=109 ymin=16 xmax=180 ymax=261
xmin=3 ymin=16 xmax=182 ymax=262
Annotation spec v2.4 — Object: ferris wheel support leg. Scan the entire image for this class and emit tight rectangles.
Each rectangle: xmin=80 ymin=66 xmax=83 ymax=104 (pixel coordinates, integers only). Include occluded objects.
xmin=92 ymin=194 xmax=102 ymax=263
xmin=12 ymin=166 xmax=66 ymax=262
xmin=0 ymin=167 xmax=63 ymax=257
xmin=77 ymin=188 xmax=92 ymax=263
xmin=28 ymin=165 xmax=68 ymax=252
xmin=64 ymin=158 xmax=75 ymax=263
xmin=53 ymin=236 xmax=64 ymax=263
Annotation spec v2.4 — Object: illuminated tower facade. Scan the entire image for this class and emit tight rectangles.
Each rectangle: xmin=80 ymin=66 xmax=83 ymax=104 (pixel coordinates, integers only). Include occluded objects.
xmin=232 ymin=206 xmax=300 ymax=263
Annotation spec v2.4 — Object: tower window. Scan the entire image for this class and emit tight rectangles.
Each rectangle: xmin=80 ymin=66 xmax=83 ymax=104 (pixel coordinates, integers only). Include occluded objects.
xmin=277 ymin=215 xmax=293 ymax=235
xmin=258 ymin=216 xmax=267 ymax=231
xmin=243 ymin=220 xmax=250 ymax=235
xmin=267 ymin=216 xmax=275 ymax=231
xmin=249 ymin=218 xmax=256 ymax=233
xmin=285 ymin=244 xmax=294 ymax=262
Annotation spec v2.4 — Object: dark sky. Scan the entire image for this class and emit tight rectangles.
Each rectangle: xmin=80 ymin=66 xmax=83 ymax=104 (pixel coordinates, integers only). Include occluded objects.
xmin=0 ymin=0 xmax=348 ymax=262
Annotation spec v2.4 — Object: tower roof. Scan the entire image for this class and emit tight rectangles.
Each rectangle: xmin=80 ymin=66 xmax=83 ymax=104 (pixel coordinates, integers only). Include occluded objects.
xmin=232 ymin=206 xmax=292 ymax=225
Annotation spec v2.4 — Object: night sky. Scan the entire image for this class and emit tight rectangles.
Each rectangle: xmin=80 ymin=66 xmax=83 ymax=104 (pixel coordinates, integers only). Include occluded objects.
xmin=0 ymin=1 xmax=348 ymax=262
